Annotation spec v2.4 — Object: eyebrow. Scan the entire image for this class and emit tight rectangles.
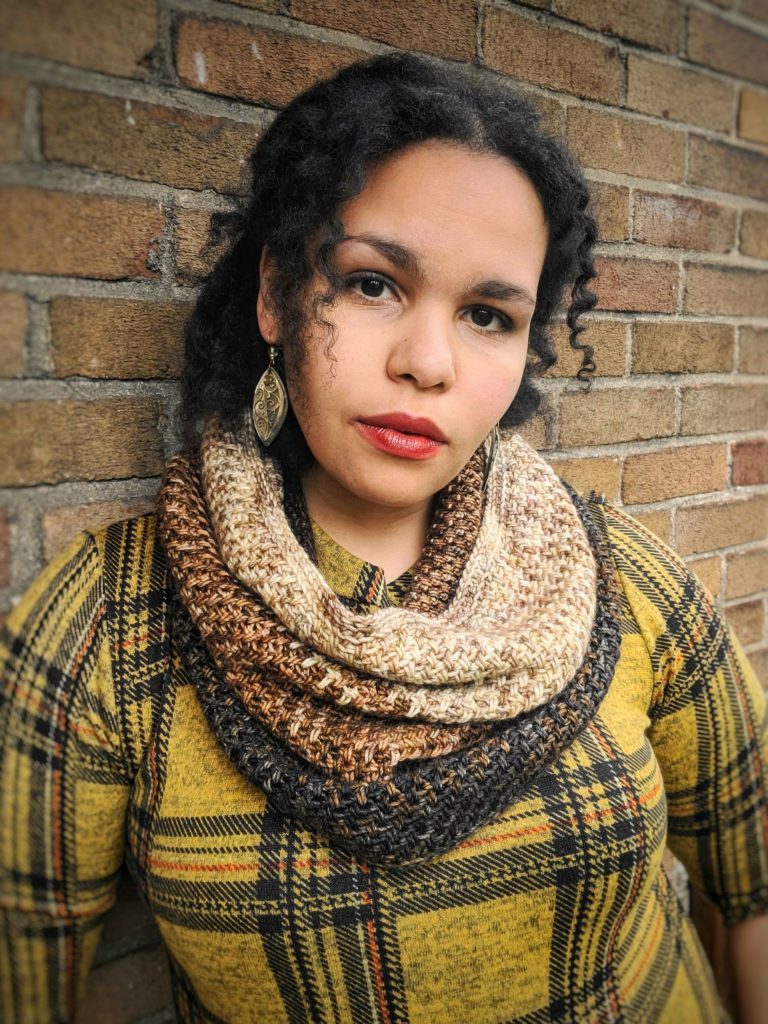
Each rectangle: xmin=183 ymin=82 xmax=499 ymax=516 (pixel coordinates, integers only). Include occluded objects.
xmin=342 ymin=232 xmax=537 ymax=308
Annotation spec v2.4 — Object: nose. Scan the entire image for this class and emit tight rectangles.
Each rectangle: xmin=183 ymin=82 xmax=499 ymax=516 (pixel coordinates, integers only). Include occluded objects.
xmin=385 ymin=304 xmax=457 ymax=390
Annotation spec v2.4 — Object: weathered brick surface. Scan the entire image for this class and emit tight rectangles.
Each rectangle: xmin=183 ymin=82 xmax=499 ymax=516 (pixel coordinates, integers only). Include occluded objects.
xmin=726 ymin=548 xmax=768 ymax=599
xmin=632 ymin=322 xmax=734 ymax=375
xmin=748 ymin=647 xmax=768 ymax=690
xmin=739 ymin=327 xmax=768 ymax=374
xmin=589 ymin=182 xmax=630 ymax=242
xmin=688 ymin=136 xmax=768 ymax=202
xmin=632 ymin=192 xmax=735 ymax=252
xmin=0 ymin=291 xmax=26 ymax=378
xmin=567 ymin=108 xmax=685 ymax=181
xmin=684 ymin=265 xmax=768 ymax=317
xmin=631 ymin=508 xmax=672 ymax=544
xmin=676 ymin=495 xmax=768 ymax=555
xmin=51 ymin=297 xmax=189 ymax=379
xmin=559 ymin=388 xmax=675 ymax=446
xmin=739 ymin=87 xmax=768 ymax=146
xmin=551 ymin=0 xmax=680 ymax=50
xmin=513 ymin=411 xmax=548 ymax=451
xmin=741 ymin=209 xmax=768 ymax=259
xmin=688 ymin=9 xmax=768 ymax=86
xmin=547 ymin=320 xmax=626 ymax=377
xmin=0 ymin=401 xmax=164 ymax=486
xmin=175 ymin=207 xmax=216 ymax=282
xmin=77 ymin=944 xmax=172 ymax=1024
xmin=547 ymin=456 xmax=620 ymax=500
xmin=0 ymin=510 xmax=10 ymax=589
xmin=623 ymin=444 xmax=728 ymax=504
xmin=740 ymin=0 xmax=768 ymax=21
xmin=292 ymin=0 xmax=476 ymax=61
xmin=626 ymin=55 xmax=735 ymax=132
xmin=529 ymin=93 xmax=565 ymax=136
xmin=594 ymin=256 xmax=679 ymax=313
xmin=43 ymin=496 xmax=156 ymax=562
xmin=681 ymin=384 xmax=768 ymax=436
xmin=0 ymin=0 xmax=158 ymax=78
xmin=686 ymin=554 xmax=722 ymax=597
xmin=724 ymin=599 xmax=765 ymax=647
xmin=176 ymin=18 xmax=364 ymax=107
xmin=0 ymin=75 xmax=26 ymax=164
xmin=732 ymin=439 xmax=768 ymax=487
xmin=42 ymin=89 xmax=259 ymax=194
xmin=0 ymin=188 xmax=163 ymax=279
xmin=483 ymin=8 xmax=621 ymax=103
xmin=222 ymin=0 xmax=278 ymax=8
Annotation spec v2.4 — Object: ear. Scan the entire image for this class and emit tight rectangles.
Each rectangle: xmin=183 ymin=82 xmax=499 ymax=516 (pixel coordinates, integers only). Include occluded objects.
xmin=256 ymin=247 xmax=280 ymax=344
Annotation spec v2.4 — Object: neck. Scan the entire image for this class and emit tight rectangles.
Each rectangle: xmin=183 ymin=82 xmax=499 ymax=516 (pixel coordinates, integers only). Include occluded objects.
xmin=301 ymin=463 xmax=435 ymax=582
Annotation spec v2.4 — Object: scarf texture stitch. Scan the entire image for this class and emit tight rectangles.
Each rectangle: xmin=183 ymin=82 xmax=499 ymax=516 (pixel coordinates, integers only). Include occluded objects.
xmin=156 ymin=415 xmax=623 ymax=864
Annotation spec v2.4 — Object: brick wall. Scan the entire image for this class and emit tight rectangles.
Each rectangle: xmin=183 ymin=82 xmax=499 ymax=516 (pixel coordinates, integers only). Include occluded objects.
xmin=0 ymin=1 xmax=766 ymax=1019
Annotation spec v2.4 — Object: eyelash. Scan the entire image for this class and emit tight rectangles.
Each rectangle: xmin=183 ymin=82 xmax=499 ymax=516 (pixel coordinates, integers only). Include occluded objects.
xmin=344 ymin=272 xmax=516 ymax=334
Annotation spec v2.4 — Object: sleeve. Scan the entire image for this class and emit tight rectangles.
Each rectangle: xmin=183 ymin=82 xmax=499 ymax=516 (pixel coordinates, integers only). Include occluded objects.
xmin=0 ymin=531 xmax=131 ymax=1022
xmin=604 ymin=503 xmax=768 ymax=927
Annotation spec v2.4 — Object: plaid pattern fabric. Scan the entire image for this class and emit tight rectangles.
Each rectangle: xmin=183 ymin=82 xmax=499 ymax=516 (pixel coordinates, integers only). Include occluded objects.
xmin=1 ymin=501 xmax=766 ymax=1023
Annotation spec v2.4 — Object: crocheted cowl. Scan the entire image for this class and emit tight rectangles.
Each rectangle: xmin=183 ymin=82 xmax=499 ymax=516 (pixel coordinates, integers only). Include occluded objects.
xmin=157 ymin=415 xmax=623 ymax=865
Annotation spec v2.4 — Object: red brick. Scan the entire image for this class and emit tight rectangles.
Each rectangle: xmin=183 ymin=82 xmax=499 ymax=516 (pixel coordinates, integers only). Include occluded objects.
xmin=686 ymin=554 xmax=722 ymax=597
xmin=590 ymin=182 xmax=630 ymax=242
xmin=483 ymin=8 xmax=621 ymax=103
xmin=567 ymin=107 xmax=685 ymax=182
xmin=739 ymin=87 xmax=768 ymax=145
xmin=595 ymin=256 xmax=679 ymax=314
xmin=676 ymin=495 xmax=768 ymax=555
xmin=0 ymin=187 xmax=163 ymax=280
xmin=633 ymin=192 xmax=735 ymax=253
xmin=547 ymin=320 xmax=626 ymax=378
xmin=42 ymin=88 xmax=259 ymax=194
xmin=732 ymin=440 xmax=768 ymax=487
xmin=0 ymin=510 xmax=9 ymax=589
xmin=626 ymin=55 xmax=735 ymax=133
xmin=0 ymin=74 xmax=26 ymax=163
xmin=724 ymin=598 xmax=765 ymax=646
xmin=0 ymin=291 xmax=26 ymax=377
xmin=552 ymin=0 xmax=680 ymax=50
xmin=42 ymin=497 xmax=156 ymax=561
xmin=175 ymin=207 xmax=221 ymax=282
xmin=51 ymin=297 xmax=189 ymax=379
xmin=623 ymin=444 xmax=728 ymax=504
xmin=681 ymin=384 xmax=768 ymax=436
xmin=0 ymin=0 xmax=157 ymax=78
xmin=0 ymin=400 xmax=164 ymax=486
xmin=77 ymin=944 xmax=172 ymax=1024
xmin=741 ymin=209 xmax=768 ymax=259
xmin=684 ymin=265 xmax=768 ymax=317
xmin=740 ymin=326 xmax=768 ymax=374
xmin=726 ymin=548 xmax=768 ymax=599
xmin=688 ymin=9 xmax=768 ymax=86
xmin=176 ymin=18 xmax=364 ymax=107
xmin=632 ymin=508 xmax=672 ymax=544
xmin=689 ymin=136 xmax=768 ymax=203
xmin=632 ymin=322 xmax=734 ymax=375
xmin=547 ymin=456 xmax=620 ymax=500
xmin=292 ymin=0 xmax=476 ymax=61
xmin=558 ymin=387 xmax=675 ymax=446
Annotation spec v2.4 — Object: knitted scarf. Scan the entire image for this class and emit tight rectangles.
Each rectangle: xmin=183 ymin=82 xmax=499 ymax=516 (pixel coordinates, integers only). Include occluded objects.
xmin=157 ymin=415 xmax=622 ymax=865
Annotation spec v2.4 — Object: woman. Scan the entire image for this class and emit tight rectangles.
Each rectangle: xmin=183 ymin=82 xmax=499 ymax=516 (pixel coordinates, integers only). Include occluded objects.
xmin=1 ymin=53 xmax=766 ymax=1023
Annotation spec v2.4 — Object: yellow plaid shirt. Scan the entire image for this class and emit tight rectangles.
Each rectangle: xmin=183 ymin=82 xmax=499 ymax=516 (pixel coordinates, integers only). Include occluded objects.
xmin=1 ymin=499 xmax=766 ymax=1022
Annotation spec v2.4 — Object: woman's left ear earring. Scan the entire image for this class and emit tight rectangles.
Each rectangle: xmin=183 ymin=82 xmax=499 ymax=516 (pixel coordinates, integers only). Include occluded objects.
xmin=252 ymin=344 xmax=288 ymax=446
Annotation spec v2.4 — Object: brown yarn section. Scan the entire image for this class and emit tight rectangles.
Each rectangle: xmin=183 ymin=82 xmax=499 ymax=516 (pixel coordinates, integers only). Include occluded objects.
xmin=158 ymin=452 xmax=489 ymax=781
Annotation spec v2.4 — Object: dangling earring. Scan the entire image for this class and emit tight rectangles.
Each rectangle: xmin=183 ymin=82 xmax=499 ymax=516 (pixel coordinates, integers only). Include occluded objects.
xmin=482 ymin=424 xmax=500 ymax=492
xmin=252 ymin=344 xmax=288 ymax=446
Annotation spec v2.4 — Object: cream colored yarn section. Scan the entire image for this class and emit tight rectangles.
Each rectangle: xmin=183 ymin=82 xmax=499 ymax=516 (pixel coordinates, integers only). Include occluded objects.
xmin=199 ymin=414 xmax=598 ymax=722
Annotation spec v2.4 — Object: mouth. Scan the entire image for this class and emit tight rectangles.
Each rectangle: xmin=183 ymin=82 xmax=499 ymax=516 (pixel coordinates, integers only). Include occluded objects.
xmin=354 ymin=414 xmax=447 ymax=461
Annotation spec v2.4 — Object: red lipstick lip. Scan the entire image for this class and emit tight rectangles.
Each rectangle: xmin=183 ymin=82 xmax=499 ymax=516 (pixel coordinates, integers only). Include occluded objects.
xmin=356 ymin=413 xmax=448 ymax=443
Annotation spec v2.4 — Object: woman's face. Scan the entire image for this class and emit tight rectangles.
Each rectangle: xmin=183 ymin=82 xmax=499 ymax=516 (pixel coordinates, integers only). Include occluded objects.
xmin=258 ymin=140 xmax=548 ymax=516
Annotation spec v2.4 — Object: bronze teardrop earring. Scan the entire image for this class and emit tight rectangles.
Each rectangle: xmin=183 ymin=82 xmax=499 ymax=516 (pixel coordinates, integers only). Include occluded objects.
xmin=252 ymin=344 xmax=288 ymax=446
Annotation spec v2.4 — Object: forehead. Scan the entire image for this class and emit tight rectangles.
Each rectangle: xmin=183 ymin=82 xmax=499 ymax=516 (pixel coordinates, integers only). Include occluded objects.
xmin=336 ymin=141 xmax=548 ymax=278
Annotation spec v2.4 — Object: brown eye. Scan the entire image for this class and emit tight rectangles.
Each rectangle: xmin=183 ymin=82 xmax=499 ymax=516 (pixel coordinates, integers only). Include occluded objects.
xmin=360 ymin=277 xmax=385 ymax=298
xmin=471 ymin=308 xmax=495 ymax=328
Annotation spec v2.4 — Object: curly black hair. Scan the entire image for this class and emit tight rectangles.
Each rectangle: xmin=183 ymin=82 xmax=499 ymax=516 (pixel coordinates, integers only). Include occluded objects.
xmin=181 ymin=52 xmax=598 ymax=469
